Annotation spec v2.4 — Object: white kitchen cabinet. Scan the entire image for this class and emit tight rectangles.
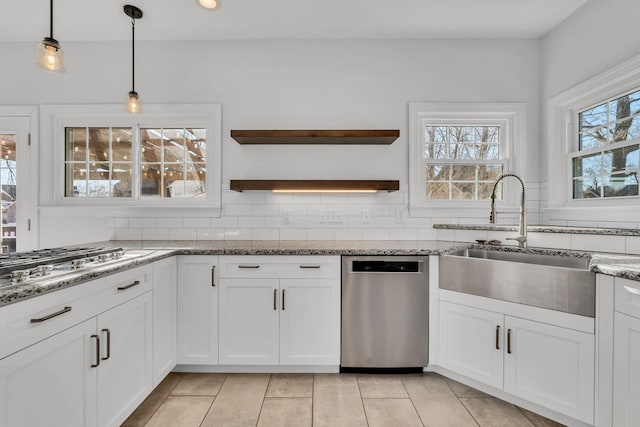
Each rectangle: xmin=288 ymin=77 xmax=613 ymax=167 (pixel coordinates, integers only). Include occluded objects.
xmin=97 ymin=292 xmax=153 ymax=427
xmin=438 ymin=301 xmax=504 ymax=389
xmin=503 ymin=315 xmax=594 ymax=423
xmin=177 ymin=255 xmax=219 ymax=364
xmin=438 ymin=295 xmax=594 ymax=424
xmin=613 ymin=277 xmax=640 ymax=427
xmin=0 ymin=318 xmax=97 ymax=427
xmin=218 ymin=256 xmax=340 ymax=366
xmin=152 ymin=257 xmax=177 ymax=386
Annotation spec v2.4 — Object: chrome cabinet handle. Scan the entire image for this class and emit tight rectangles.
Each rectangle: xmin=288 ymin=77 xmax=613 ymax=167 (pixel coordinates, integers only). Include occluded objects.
xmin=273 ymin=289 xmax=277 ymax=310
xmin=30 ymin=306 xmax=72 ymax=323
xmin=282 ymin=289 xmax=286 ymax=311
xmin=496 ymin=325 xmax=500 ymax=350
xmin=507 ymin=329 xmax=512 ymax=354
xmin=91 ymin=335 xmax=100 ymax=368
xmin=101 ymin=329 xmax=111 ymax=361
xmin=211 ymin=266 xmax=216 ymax=287
xmin=239 ymin=265 xmax=260 ymax=269
xmin=299 ymin=265 xmax=321 ymax=269
xmin=117 ymin=280 xmax=140 ymax=291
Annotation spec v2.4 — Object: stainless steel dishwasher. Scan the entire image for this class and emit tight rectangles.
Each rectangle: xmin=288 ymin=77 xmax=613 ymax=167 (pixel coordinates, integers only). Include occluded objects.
xmin=341 ymin=256 xmax=429 ymax=373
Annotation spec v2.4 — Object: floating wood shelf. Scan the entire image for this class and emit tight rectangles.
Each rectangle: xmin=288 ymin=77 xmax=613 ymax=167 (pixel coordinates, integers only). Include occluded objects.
xmin=230 ymin=129 xmax=399 ymax=145
xmin=230 ymin=179 xmax=400 ymax=193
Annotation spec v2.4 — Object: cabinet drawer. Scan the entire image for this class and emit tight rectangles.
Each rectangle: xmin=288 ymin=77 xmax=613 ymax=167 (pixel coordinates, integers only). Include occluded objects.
xmin=0 ymin=264 xmax=151 ymax=359
xmin=615 ymin=277 xmax=640 ymax=319
xmin=219 ymin=256 xmax=340 ymax=279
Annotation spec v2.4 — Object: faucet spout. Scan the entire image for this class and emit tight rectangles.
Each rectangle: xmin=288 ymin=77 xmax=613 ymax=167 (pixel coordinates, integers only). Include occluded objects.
xmin=489 ymin=173 xmax=527 ymax=248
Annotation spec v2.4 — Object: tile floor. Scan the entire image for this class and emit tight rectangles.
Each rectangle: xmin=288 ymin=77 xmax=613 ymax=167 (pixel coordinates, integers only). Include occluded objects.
xmin=123 ymin=372 xmax=565 ymax=427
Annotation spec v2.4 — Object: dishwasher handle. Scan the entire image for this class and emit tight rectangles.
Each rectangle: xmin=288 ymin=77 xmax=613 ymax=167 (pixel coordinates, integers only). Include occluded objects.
xmin=351 ymin=260 xmax=421 ymax=273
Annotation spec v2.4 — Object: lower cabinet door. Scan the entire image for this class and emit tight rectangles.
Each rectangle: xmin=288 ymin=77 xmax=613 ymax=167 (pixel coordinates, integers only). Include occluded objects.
xmin=0 ymin=318 xmax=98 ymax=427
xmin=152 ymin=257 xmax=177 ymax=386
xmin=613 ymin=312 xmax=640 ymax=427
xmin=279 ymin=278 xmax=340 ymax=365
xmin=504 ymin=315 xmax=594 ymax=424
xmin=97 ymin=293 xmax=153 ymax=427
xmin=219 ymin=278 xmax=280 ymax=365
xmin=438 ymin=301 xmax=504 ymax=389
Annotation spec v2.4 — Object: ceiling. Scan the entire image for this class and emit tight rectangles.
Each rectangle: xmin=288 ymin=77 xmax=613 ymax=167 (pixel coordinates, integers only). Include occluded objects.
xmin=2 ymin=0 xmax=590 ymax=42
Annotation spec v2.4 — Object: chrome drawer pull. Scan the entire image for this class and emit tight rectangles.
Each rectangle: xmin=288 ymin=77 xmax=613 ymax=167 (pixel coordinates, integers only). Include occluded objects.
xmin=30 ymin=306 xmax=72 ymax=323
xmin=239 ymin=265 xmax=260 ymax=269
xmin=117 ymin=280 xmax=140 ymax=291
xmin=624 ymin=285 xmax=640 ymax=296
xmin=300 ymin=265 xmax=321 ymax=269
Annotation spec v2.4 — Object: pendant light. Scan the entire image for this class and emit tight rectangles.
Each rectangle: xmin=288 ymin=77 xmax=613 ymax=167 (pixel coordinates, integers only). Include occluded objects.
xmin=198 ymin=0 xmax=219 ymax=9
xmin=36 ymin=0 xmax=64 ymax=72
xmin=124 ymin=5 xmax=143 ymax=114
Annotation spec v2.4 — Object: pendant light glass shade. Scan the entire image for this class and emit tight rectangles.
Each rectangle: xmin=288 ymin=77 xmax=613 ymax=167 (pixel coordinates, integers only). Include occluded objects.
xmin=126 ymin=91 xmax=142 ymax=114
xmin=198 ymin=0 xmax=218 ymax=9
xmin=37 ymin=0 xmax=64 ymax=72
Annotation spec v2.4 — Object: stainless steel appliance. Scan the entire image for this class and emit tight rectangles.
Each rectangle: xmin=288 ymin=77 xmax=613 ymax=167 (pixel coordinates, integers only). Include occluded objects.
xmin=341 ymin=256 xmax=429 ymax=372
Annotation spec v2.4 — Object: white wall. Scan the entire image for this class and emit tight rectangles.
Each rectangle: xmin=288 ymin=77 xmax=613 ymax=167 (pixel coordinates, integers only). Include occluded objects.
xmin=0 ymin=39 xmax=541 ymax=245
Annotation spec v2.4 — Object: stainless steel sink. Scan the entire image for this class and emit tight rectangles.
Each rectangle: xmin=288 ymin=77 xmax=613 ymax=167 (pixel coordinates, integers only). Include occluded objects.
xmin=440 ymin=248 xmax=595 ymax=317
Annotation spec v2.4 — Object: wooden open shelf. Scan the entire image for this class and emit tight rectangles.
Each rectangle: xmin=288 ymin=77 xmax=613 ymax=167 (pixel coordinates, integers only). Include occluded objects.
xmin=230 ymin=129 xmax=399 ymax=145
xmin=230 ymin=179 xmax=400 ymax=192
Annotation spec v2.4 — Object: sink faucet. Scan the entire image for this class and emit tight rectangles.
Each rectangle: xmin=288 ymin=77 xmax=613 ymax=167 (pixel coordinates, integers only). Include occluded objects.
xmin=489 ymin=173 xmax=527 ymax=248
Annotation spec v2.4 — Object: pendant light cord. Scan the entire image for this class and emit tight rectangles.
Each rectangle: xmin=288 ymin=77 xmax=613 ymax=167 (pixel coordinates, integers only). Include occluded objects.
xmin=131 ymin=17 xmax=136 ymax=93
xmin=49 ymin=0 xmax=54 ymax=39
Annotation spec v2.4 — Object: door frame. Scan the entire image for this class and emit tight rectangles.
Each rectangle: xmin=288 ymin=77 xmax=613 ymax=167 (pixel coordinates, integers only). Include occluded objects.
xmin=0 ymin=106 xmax=38 ymax=251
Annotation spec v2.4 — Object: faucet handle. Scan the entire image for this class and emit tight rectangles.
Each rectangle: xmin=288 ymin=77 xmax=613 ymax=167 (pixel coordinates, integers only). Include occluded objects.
xmin=505 ymin=235 xmax=527 ymax=248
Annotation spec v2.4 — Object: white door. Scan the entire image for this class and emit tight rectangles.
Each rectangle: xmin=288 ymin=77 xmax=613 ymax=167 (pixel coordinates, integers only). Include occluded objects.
xmin=0 ymin=318 xmax=97 ymax=427
xmin=613 ymin=312 xmax=640 ymax=427
xmin=0 ymin=117 xmax=33 ymax=252
xmin=177 ymin=255 xmax=219 ymax=364
xmin=438 ymin=301 xmax=504 ymax=389
xmin=504 ymin=315 xmax=594 ymax=424
xmin=97 ymin=293 xmax=152 ymax=427
xmin=219 ymin=278 xmax=280 ymax=365
xmin=152 ymin=257 xmax=178 ymax=386
xmin=280 ymin=278 xmax=340 ymax=365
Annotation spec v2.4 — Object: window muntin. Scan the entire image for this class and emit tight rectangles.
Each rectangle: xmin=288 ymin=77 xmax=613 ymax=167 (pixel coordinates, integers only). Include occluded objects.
xmin=64 ymin=127 xmax=133 ymax=198
xmin=424 ymin=125 xmax=505 ymax=200
xmin=571 ymin=89 xmax=640 ymax=199
xmin=139 ymin=128 xmax=207 ymax=198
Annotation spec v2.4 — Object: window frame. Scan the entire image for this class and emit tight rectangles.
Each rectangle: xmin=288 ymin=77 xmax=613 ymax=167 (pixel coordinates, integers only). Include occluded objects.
xmin=547 ymin=54 xmax=640 ymax=221
xmin=409 ymin=102 xmax=527 ymax=218
xmin=41 ymin=104 xmax=222 ymax=212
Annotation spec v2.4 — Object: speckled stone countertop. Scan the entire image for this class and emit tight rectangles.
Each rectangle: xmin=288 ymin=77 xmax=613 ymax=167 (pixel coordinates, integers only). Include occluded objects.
xmin=2 ymin=239 xmax=640 ymax=307
xmin=433 ymin=223 xmax=640 ymax=236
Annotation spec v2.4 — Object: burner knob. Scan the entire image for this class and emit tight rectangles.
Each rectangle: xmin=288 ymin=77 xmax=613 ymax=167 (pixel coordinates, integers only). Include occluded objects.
xmin=11 ymin=269 xmax=31 ymax=283
xmin=71 ymin=259 xmax=86 ymax=270
xmin=98 ymin=254 xmax=110 ymax=263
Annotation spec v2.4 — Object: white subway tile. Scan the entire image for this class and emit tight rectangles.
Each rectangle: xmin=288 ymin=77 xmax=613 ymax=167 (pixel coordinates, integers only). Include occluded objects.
xmin=571 ymin=234 xmax=625 ymax=253
xmin=197 ymin=228 xmax=226 ymax=240
xmin=389 ymin=228 xmax=418 ymax=240
xmin=115 ymin=228 xmax=141 ymax=240
xmin=418 ymin=228 xmax=437 ymax=240
xmin=625 ymin=236 xmax=640 ymax=254
xmin=238 ymin=217 xmax=266 ymax=228
xmin=266 ymin=193 xmax=293 ymax=204
xmin=567 ymin=220 xmax=599 ymax=228
xmin=402 ymin=217 xmax=433 ymax=228
xmin=597 ymin=221 xmax=637 ymax=229
xmin=223 ymin=228 xmax=252 ymax=240
xmin=252 ymin=229 xmax=279 ymax=240
xmin=289 ymin=194 xmax=322 ymax=204
xmin=320 ymin=194 xmax=350 ymax=204
xmin=527 ymin=232 xmax=571 ymax=250
xmin=294 ymin=216 xmax=323 ymax=228
xmin=348 ymin=216 xmax=378 ymax=227
xmin=280 ymin=228 xmax=307 ymax=240
xmin=114 ymin=217 xmax=129 ymax=228
xmin=128 ymin=217 xmax=156 ymax=228
xmin=237 ymin=192 xmax=266 ymax=204
xmin=221 ymin=190 xmax=239 ymax=204
xmin=339 ymin=229 xmax=364 ymax=240
xmin=211 ymin=216 xmax=239 ymax=228
xmin=526 ymin=186 xmax=540 ymax=201
xmin=348 ymin=194 xmax=378 ymax=204
xmin=436 ymin=229 xmax=455 ymax=241
xmin=156 ymin=217 xmax=184 ymax=228
xmin=280 ymin=204 xmax=308 ymax=216
xmin=362 ymin=228 xmax=390 ymax=240
xmin=375 ymin=191 xmax=405 ymax=204
xmin=251 ymin=204 xmax=281 ymax=216
xmin=375 ymin=216 xmax=405 ymax=228
xmin=183 ymin=217 xmax=211 ymax=228
xmin=307 ymin=229 xmax=336 ymax=240
xmin=142 ymin=228 xmax=170 ymax=240
xmin=454 ymin=230 xmax=488 ymax=243
xmin=223 ymin=204 xmax=252 ymax=216
xmin=170 ymin=228 xmax=197 ymax=240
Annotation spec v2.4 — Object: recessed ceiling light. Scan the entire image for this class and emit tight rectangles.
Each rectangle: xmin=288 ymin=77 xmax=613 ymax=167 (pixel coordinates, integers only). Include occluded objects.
xmin=198 ymin=0 xmax=218 ymax=10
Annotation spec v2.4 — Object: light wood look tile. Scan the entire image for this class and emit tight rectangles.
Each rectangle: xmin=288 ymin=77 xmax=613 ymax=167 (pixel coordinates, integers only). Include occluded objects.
xmin=171 ymin=373 xmax=227 ymax=396
xmin=121 ymin=393 xmax=168 ymax=427
xmin=200 ymin=373 xmax=270 ymax=427
xmin=313 ymin=374 xmax=367 ymax=427
xmin=445 ymin=378 xmax=491 ymax=398
xmin=266 ymin=373 xmax=313 ymax=398
xmin=257 ymin=398 xmax=312 ymax=427
xmin=362 ymin=399 xmax=423 ymax=427
xmin=357 ymin=374 xmax=409 ymax=398
xmin=518 ymin=407 xmax=566 ymax=427
xmin=461 ymin=397 xmax=536 ymax=427
xmin=153 ymin=372 xmax=186 ymax=396
xmin=403 ymin=373 xmax=478 ymax=427
xmin=144 ymin=396 xmax=214 ymax=427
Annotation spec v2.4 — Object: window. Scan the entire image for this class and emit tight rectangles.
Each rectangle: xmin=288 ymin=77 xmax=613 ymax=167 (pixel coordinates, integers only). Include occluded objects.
xmin=570 ymin=89 xmax=640 ymax=199
xmin=409 ymin=103 xmax=526 ymax=216
xmin=42 ymin=104 xmax=221 ymax=210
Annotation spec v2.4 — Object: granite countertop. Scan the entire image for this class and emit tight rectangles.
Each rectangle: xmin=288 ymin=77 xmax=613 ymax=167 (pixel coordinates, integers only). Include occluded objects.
xmin=433 ymin=223 xmax=640 ymax=236
xmin=2 ymin=239 xmax=640 ymax=307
